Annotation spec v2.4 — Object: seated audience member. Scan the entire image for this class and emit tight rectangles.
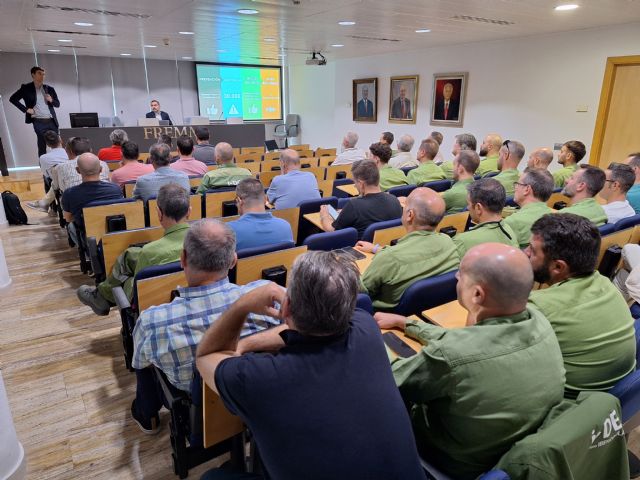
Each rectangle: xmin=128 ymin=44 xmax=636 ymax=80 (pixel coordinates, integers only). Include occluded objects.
xmin=228 ymin=178 xmax=293 ymax=251
xmin=453 ymin=178 xmax=518 ymax=257
xmin=494 ymin=139 xmax=524 ymax=197
xmin=27 ymin=131 xmax=69 ymax=212
xmin=376 ymin=243 xmax=564 ymax=479
xmin=614 ymin=244 xmax=640 ymax=304
xmin=76 ymin=183 xmax=190 ymax=315
xmin=600 ymin=163 xmax=636 ymax=224
xmin=61 ymin=153 xmax=123 ymax=244
xmin=379 ymin=131 xmax=394 ymax=148
xmin=97 ymin=129 xmax=128 ymax=161
xmin=440 ymin=133 xmax=477 ymax=180
xmin=430 ymin=131 xmax=445 ymax=165
xmin=320 ymin=160 xmax=403 ymax=239
xmin=110 ymin=141 xmax=153 ymax=187
xmin=169 ymin=135 xmax=208 ymax=176
xmin=53 ymin=137 xmax=110 ymax=193
xmin=196 ymin=251 xmax=425 ymax=479
xmin=553 ymin=140 xmax=585 ymax=188
xmin=442 ymin=150 xmax=479 ymax=214
xmin=267 ymin=149 xmax=320 ymax=208
xmin=332 ymin=131 xmax=367 ymax=165
xmin=560 ymin=164 xmax=607 ymax=226
xmin=157 ymin=133 xmax=179 ymax=162
xmin=527 ymin=147 xmax=554 ymax=170
xmin=368 ymin=142 xmax=408 ymax=191
xmin=626 ymin=152 xmax=640 ymax=213
xmin=477 ymin=133 xmax=503 ymax=177
xmin=527 ymin=213 xmax=636 ymax=397
xmin=131 ymin=219 xmax=281 ymax=433
xmin=192 ymin=127 xmax=216 ymax=165
xmin=133 ymin=143 xmax=190 ymax=201
xmin=504 ymin=168 xmax=554 ymax=248
xmin=389 ymin=134 xmax=418 ymax=169
xmin=357 ymin=188 xmax=459 ymax=309
xmin=197 ymin=142 xmax=252 ymax=192
xmin=406 ymin=137 xmax=446 ymax=185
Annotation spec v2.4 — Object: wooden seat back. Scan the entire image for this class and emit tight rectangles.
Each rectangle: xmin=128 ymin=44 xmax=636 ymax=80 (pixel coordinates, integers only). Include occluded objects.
xmin=235 ymin=246 xmax=307 ymax=285
xmin=102 ymin=227 xmax=163 ymax=275
xmin=325 ymin=164 xmax=354 ymax=181
xmin=315 ymin=148 xmax=337 ymax=157
xmin=83 ymin=200 xmax=146 ymax=242
xmin=263 ymin=151 xmax=281 ymax=161
xmin=204 ymin=190 xmax=237 ymax=218
xmin=236 ymin=153 xmax=262 ymax=163
xmin=241 ymin=147 xmax=265 ymax=155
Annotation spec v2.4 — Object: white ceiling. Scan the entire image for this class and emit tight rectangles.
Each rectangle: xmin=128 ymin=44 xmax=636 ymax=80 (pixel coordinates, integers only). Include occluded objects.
xmin=0 ymin=0 xmax=639 ymax=65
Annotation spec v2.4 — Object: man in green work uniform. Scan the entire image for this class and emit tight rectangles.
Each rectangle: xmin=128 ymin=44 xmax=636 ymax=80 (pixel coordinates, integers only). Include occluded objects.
xmin=453 ymin=178 xmax=518 ymax=257
xmin=504 ymin=168 xmax=554 ymax=247
xmin=476 ymin=133 xmax=502 ymax=177
xmin=406 ymin=138 xmax=445 ymax=185
xmin=355 ymin=187 xmax=459 ymax=309
xmin=76 ymin=183 xmax=191 ymax=315
xmin=442 ymin=150 xmax=479 ymax=214
xmin=375 ymin=243 xmax=565 ymax=479
xmin=493 ymin=139 xmax=524 ymax=197
xmin=197 ymin=142 xmax=252 ymax=192
xmin=526 ymin=213 xmax=636 ymax=398
xmin=439 ymin=133 xmax=476 ymax=180
xmin=553 ymin=140 xmax=585 ymax=188
xmin=560 ymin=164 xmax=607 ymax=226
xmin=369 ymin=141 xmax=407 ymax=191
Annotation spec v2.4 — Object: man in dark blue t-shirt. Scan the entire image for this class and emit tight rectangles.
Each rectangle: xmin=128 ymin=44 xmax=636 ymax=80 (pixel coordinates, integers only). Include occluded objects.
xmin=196 ymin=251 xmax=425 ymax=480
xmin=62 ymin=152 xmax=123 ymax=243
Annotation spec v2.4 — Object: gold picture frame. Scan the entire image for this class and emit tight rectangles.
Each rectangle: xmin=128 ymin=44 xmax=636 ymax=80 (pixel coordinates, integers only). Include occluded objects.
xmin=430 ymin=72 xmax=468 ymax=127
xmin=389 ymin=75 xmax=419 ymax=124
xmin=352 ymin=78 xmax=378 ymax=123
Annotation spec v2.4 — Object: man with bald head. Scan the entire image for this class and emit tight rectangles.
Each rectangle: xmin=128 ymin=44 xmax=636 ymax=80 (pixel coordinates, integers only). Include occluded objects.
xmin=61 ymin=152 xmax=123 ymax=243
xmin=527 ymin=147 xmax=554 ymax=170
xmin=356 ymin=187 xmax=459 ymax=309
xmin=494 ymin=139 xmax=525 ymax=196
xmin=197 ymin=142 xmax=252 ymax=192
xmin=375 ymin=243 xmax=565 ymax=479
xmin=477 ymin=133 xmax=503 ymax=176
xmin=267 ymin=148 xmax=320 ymax=208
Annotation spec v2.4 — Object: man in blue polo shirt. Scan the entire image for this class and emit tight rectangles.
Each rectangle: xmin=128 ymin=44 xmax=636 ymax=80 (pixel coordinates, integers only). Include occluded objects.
xmin=228 ymin=177 xmax=293 ymax=250
xmin=196 ymin=251 xmax=425 ymax=479
xmin=266 ymin=149 xmax=320 ymax=209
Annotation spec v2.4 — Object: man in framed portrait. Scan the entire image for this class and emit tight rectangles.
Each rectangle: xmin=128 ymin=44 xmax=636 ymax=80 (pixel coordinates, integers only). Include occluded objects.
xmin=434 ymin=82 xmax=460 ymax=121
xmin=357 ymin=86 xmax=374 ymax=118
xmin=391 ymin=84 xmax=412 ymax=120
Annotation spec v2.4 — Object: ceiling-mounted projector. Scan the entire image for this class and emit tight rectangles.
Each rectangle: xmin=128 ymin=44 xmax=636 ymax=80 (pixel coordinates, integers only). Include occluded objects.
xmin=306 ymin=51 xmax=326 ymax=66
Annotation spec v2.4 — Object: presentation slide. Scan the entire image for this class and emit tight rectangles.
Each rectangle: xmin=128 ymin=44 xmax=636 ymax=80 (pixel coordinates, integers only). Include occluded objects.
xmin=196 ymin=64 xmax=282 ymax=121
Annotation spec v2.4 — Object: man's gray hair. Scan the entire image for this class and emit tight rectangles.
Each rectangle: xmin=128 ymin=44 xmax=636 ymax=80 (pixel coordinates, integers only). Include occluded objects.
xmin=408 ymin=192 xmax=445 ymax=228
xmin=280 ymin=149 xmax=300 ymax=167
xmin=397 ymin=134 xmax=415 ymax=152
xmin=455 ymin=133 xmax=477 ymax=151
xmin=344 ymin=131 xmax=359 ymax=148
xmin=236 ymin=177 xmax=264 ymax=204
xmin=288 ymin=251 xmax=358 ymax=336
xmin=505 ymin=140 xmax=525 ymax=161
xmin=522 ymin=168 xmax=554 ymax=202
xmin=183 ymin=219 xmax=236 ymax=273
xmin=419 ymin=138 xmax=439 ymax=160
xmin=149 ymin=142 xmax=171 ymax=167
xmin=215 ymin=142 xmax=234 ymax=164
xmin=157 ymin=183 xmax=190 ymax=221
xmin=109 ymin=129 xmax=128 ymax=146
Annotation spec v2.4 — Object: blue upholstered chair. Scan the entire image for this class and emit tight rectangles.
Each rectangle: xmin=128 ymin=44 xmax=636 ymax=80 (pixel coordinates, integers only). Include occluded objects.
xmin=387 ymin=184 xmax=417 ymax=198
xmin=599 ymin=223 xmax=616 ymax=236
xmin=392 ymin=270 xmax=458 ymax=317
xmin=303 ymin=228 xmax=358 ymax=251
xmin=421 ymin=179 xmax=452 ymax=192
xmin=297 ymin=196 xmax=338 ymax=244
xmin=614 ymin=214 xmax=640 ymax=232
xmin=361 ymin=218 xmax=403 ymax=242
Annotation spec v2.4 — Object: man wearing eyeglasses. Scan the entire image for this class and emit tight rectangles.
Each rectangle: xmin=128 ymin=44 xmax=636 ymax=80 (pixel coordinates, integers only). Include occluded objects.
xmin=560 ymin=165 xmax=607 ymax=226
xmin=504 ymin=169 xmax=554 ymax=248
xmin=600 ymin=163 xmax=636 ymax=224
xmin=494 ymin=140 xmax=525 ymax=197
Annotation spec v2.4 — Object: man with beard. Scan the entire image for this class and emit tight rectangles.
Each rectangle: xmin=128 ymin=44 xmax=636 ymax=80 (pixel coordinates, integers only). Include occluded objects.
xmin=477 ymin=133 xmax=502 ymax=177
xmin=559 ymin=164 xmax=607 ymax=226
xmin=553 ymin=140 xmax=585 ymax=188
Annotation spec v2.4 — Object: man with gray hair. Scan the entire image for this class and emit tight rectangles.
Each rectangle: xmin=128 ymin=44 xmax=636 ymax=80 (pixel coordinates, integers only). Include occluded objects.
xmin=440 ymin=132 xmax=477 ymax=180
xmin=98 ymin=128 xmax=128 ymax=161
xmin=267 ymin=148 xmax=320 ymax=209
xmin=77 ymin=183 xmax=191 ymax=315
xmin=197 ymin=141 xmax=252 ymax=192
xmin=332 ymin=131 xmax=366 ymax=165
xmin=133 ymin=143 xmax=190 ymax=201
xmin=196 ymin=251 xmax=425 ymax=479
xmin=600 ymin=162 xmax=636 ymax=224
xmin=130 ymin=218 xmax=281 ymax=434
xmin=527 ymin=147 xmax=554 ymax=170
xmin=356 ymin=187 xmax=459 ymax=309
xmin=389 ymin=133 xmax=418 ymax=169
xmin=494 ymin=139 xmax=525 ymax=196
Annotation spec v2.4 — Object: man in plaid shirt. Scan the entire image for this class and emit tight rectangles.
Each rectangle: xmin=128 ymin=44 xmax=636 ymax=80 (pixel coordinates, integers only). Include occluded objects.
xmin=131 ymin=218 xmax=281 ymax=434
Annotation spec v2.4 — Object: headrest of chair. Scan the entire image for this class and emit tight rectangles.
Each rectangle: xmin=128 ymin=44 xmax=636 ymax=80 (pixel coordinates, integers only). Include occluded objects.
xmin=237 ymin=241 xmax=296 ymax=259
xmin=135 ymin=261 xmax=183 ymax=282
xmin=86 ymin=197 xmax=137 ymax=208
xmin=361 ymin=218 xmax=403 ymax=242
xmin=394 ymin=270 xmax=459 ymax=316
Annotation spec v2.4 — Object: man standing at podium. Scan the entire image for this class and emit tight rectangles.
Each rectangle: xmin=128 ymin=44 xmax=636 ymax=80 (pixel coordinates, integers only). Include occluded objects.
xmin=9 ymin=66 xmax=60 ymax=156
xmin=145 ymin=99 xmax=172 ymax=125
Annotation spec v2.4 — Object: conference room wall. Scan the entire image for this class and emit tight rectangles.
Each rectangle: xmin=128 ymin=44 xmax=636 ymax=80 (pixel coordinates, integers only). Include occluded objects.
xmin=289 ymin=21 xmax=640 ymax=171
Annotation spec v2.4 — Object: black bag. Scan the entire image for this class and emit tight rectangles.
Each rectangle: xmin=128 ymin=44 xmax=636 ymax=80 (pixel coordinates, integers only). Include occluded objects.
xmin=2 ymin=190 xmax=28 ymax=225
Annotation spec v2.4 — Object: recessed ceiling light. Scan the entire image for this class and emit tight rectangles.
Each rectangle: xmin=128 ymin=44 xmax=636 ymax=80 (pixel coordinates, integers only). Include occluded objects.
xmin=338 ymin=21 xmax=356 ymax=26
xmin=120 ymin=53 xmax=132 ymax=56
xmin=182 ymin=56 xmax=192 ymax=59
xmin=74 ymin=22 xmax=93 ymax=27
xmin=179 ymin=31 xmax=194 ymax=35
xmin=264 ymin=37 xmax=276 ymax=42
xmin=415 ymin=29 xmax=431 ymax=33
xmin=144 ymin=45 xmax=156 ymax=48
xmin=554 ymin=4 xmax=579 ymax=10
xmin=237 ymin=9 xmax=259 ymax=14
xmin=47 ymin=49 xmax=61 ymax=52
xmin=58 ymin=39 xmax=72 ymax=42
xmin=331 ymin=44 xmax=344 ymax=47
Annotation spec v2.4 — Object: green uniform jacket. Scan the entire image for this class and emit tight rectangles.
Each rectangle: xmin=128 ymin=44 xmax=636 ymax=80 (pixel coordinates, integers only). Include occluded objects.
xmin=379 ymin=164 xmax=408 ymax=191
xmin=442 ymin=178 xmax=473 ymax=214
xmin=476 ymin=154 xmax=500 ymax=177
xmin=360 ymin=230 xmax=459 ymax=309
xmin=504 ymin=201 xmax=553 ymax=247
xmin=529 ymin=272 xmax=636 ymax=397
xmin=197 ymin=164 xmax=252 ymax=193
xmin=440 ymin=160 xmax=455 ymax=180
xmin=393 ymin=307 xmax=565 ymax=479
xmin=406 ymin=161 xmax=446 ymax=185
xmin=494 ymin=168 xmax=519 ymax=197
xmin=560 ymin=198 xmax=607 ymax=226
xmin=553 ymin=164 xmax=578 ymax=188
xmin=453 ymin=220 xmax=518 ymax=258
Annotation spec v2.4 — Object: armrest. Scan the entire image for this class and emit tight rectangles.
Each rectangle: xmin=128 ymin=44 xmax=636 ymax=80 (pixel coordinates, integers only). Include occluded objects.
xmin=113 ymin=286 xmax=131 ymax=310
xmin=273 ymin=123 xmax=285 ymax=134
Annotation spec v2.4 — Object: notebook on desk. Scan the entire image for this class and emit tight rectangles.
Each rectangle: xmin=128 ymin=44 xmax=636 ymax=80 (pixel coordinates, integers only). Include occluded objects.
xmin=265 ymin=140 xmax=279 ymax=152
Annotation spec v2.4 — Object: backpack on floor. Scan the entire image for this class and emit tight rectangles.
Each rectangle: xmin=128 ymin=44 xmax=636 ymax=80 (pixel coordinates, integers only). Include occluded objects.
xmin=2 ymin=190 xmax=28 ymax=225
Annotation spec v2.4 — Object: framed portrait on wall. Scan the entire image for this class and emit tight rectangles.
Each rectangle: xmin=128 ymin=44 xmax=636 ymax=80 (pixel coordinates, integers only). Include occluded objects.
xmin=352 ymin=78 xmax=377 ymax=122
xmin=389 ymin=75 xmax=418 ymax=124
xmin=430 ymin=72 xmax=468 ymax=127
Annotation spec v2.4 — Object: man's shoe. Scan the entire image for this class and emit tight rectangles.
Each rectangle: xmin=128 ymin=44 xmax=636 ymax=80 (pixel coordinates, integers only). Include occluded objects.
xmin=130 ymin=400 xmax=160 ymax=435
xmin=26 ymin=200 xmax=48 ymax=213
xmin=76 ymin=285 xmax=111 ymax=316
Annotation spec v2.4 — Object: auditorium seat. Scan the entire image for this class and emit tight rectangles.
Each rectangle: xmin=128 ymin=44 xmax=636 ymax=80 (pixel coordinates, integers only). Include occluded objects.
xmin=614 ymin=214 xmax=640 ymax=232
xmin=421 ymin=179 xmax=452 ymax=192
xmin=387 ymin=184 xmax=417 ymax=198
xmin=361 ymin=218 xmax=403 ymax=243
xmin=392 ymin=270 xmax=458 ymax=317
xmin=302 ymin=227 xmax=358 ymax=251
xmin=297 ymin=196 xmax=339 ymax=244
xmin=332 ymin=178 xmax=355 ymax=198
